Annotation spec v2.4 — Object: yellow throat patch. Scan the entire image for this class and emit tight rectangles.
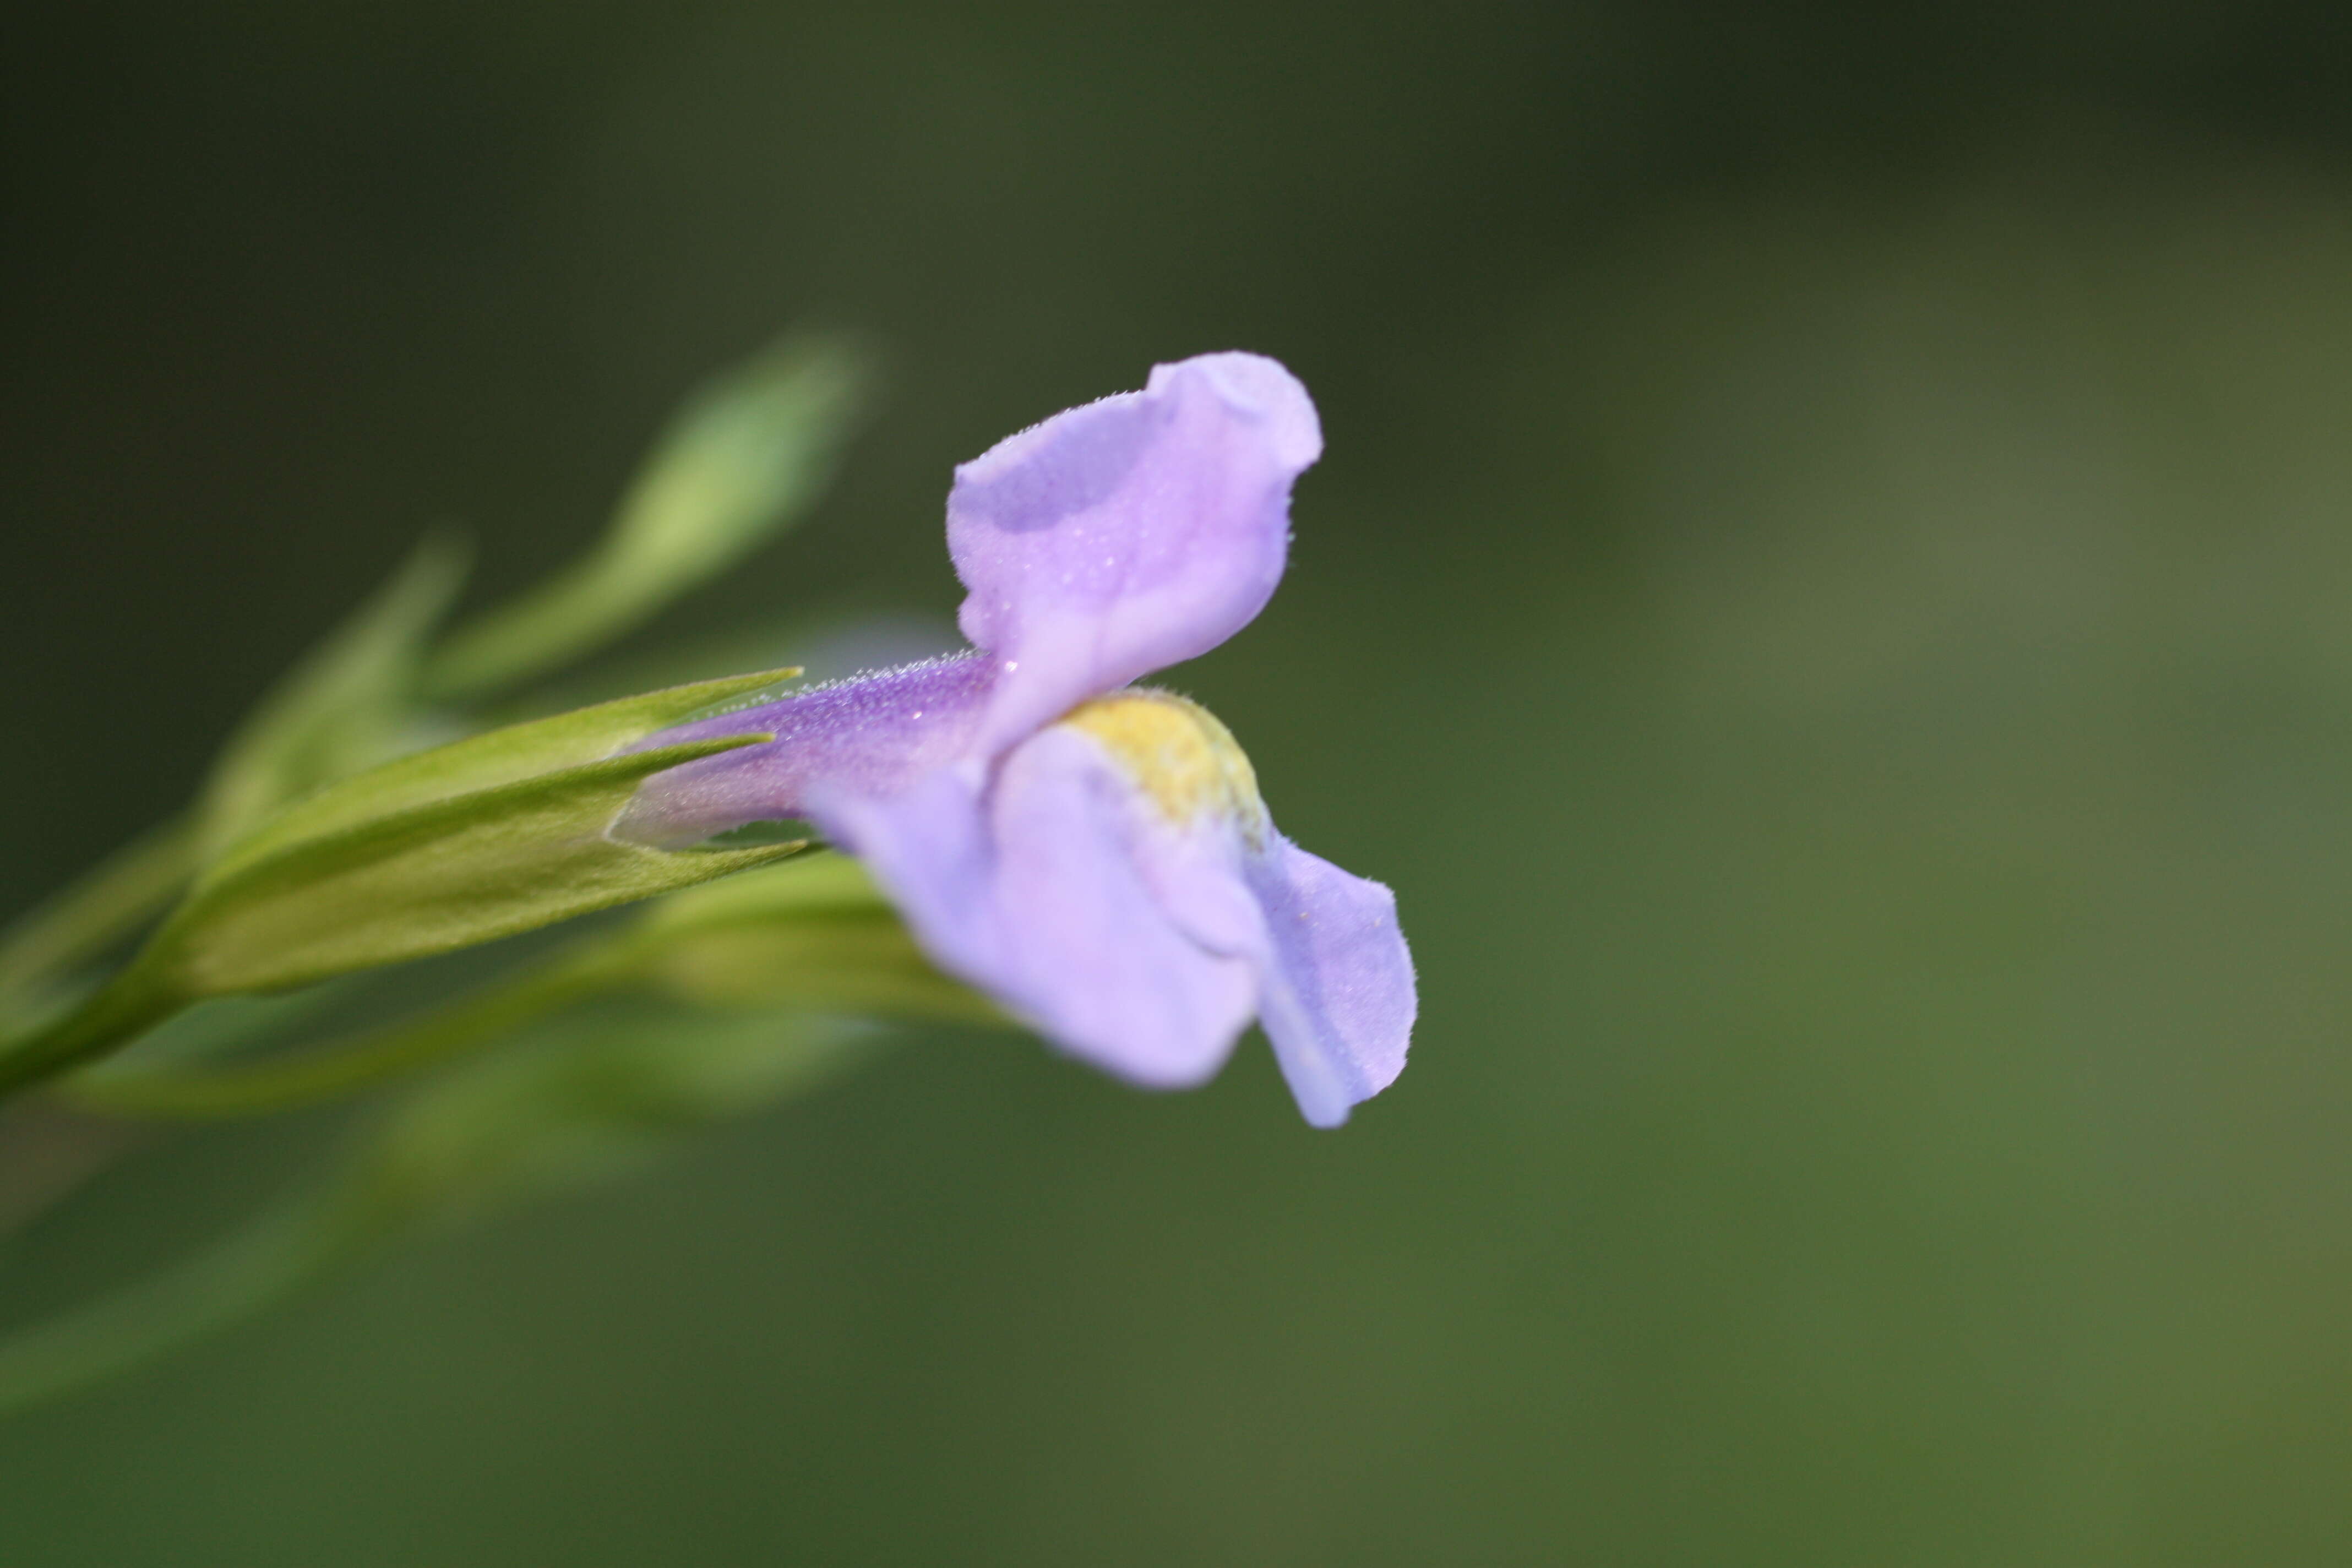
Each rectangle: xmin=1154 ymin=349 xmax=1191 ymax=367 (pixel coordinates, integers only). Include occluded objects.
xmin=1060 ymin=690 xmax=1268 ymax=845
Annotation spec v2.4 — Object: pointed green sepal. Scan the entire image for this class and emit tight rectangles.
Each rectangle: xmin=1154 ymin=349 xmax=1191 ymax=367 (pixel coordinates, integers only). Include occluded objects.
xmin=200 ymin=666 xmax=802 ymax=887
xmin=153 ymin=735 xmax=798 ymax=998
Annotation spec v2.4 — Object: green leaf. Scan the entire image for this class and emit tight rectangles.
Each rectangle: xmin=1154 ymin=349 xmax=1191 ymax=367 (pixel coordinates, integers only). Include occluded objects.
xmin=197 ymin=536 xmax=470 ymax=859
xmin=64 ymin=952 xmax=623 ymax=1119
xmin=358 ymin=1009 xmax=877 ymax=1223
xmin=0 ymin=1009 xmax=876 ymax=1411
xmin=423 ymin=334 xmax=874 ymax=700
xmin=0 ymin=1184 xmax=372 ymax=1413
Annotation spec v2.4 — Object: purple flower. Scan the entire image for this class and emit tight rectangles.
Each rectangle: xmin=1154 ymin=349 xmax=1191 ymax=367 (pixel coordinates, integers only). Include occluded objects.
xmin=616 ymin=353 xmax=1413 ymax=1126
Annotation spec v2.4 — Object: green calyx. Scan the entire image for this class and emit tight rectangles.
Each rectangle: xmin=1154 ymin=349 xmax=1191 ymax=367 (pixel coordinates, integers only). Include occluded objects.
xmin=0 ymin=670 xmax=811 ymax=1098
xmin=68 ymin=854 xmax=1000 ymax=1121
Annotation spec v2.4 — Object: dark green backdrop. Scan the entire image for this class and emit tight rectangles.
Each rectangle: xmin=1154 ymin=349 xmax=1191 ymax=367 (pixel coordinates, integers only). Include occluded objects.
xmin=8 ymin=3 xmax=2352 ymax=1562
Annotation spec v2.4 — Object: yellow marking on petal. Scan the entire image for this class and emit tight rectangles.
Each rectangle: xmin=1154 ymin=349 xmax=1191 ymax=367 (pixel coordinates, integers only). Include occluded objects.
xmin=1060 ymin=690 xmax=1268 ymax=846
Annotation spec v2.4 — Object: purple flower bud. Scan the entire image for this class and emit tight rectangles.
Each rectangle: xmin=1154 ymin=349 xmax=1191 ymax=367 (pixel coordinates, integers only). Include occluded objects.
xmin=616 ymin=353 xmax=1413 ymax=1125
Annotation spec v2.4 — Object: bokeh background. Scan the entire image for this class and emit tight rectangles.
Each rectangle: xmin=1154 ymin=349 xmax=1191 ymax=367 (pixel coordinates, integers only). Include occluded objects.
xmin=9 ymin=2 xmax=2352 ymax=1561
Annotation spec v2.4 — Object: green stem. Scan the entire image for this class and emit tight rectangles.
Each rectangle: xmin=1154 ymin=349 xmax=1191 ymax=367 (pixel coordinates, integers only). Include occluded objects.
xmin=64 ymin=946 xmax=638 ymax=1120
xmin=0 ymin=967 xmax=187 ymax=1103
xmin=0 ymin=818 xmax=195 ymax=1023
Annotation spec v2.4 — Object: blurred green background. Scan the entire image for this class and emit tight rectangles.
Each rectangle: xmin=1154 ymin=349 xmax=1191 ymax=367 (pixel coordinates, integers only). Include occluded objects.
xmin=9 ymin=1 xmax=2352 ymax=1561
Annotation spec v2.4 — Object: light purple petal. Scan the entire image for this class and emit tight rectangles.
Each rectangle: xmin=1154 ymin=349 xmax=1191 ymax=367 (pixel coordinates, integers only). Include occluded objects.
xmin=949 ymin=353 xmax=1322 ymax=751
xmin=614 ymin=351 xmax=1414 ymax=1128
xmin=1243 ymin=841 xmax=1415 ymax=1128
xmin=814 ymin=727 xmax=1260 ymax=1088
xmin=613 ymin=654 xmax=997 ymax=848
